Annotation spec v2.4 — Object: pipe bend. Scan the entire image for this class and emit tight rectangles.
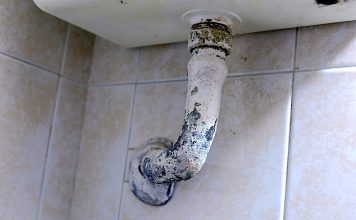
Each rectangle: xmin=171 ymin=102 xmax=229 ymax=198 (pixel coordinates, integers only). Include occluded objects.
xmin=140 ymin=48 xmax=228 ymax=184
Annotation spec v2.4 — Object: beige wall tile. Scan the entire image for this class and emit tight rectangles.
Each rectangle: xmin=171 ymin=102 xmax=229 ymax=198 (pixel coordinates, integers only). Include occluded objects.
xmin=129 ymin=81 xmax=187 ymax=149
xmin=39 ymin=79 xmax=87 ymax=220
xmin=0 ymin=0 xmax=67 ymax=71
xmin=285 ymin=68 xmax=356 ymax=220
xmin=70 ymin=85 xmax=133 ymax=220
xmin=137 ymin=42 xmax=190 ymax=81
xmin=0 ymin=55 xmax=57 ymax=220
xmin=227 ymin=29 xmax=295 ymax=74
xmin=121 ymin=73 xmax=292 ymax=219
xmin=90 ymin=37 xmax=140 ymax=84
xmin=63 ymin=25 xmax=95 ymax=84
xmin=297 ymin=21 xmax=356 ymax=70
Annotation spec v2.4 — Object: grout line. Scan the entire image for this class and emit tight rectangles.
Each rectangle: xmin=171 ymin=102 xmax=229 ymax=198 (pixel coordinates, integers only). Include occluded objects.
xmin=116 ymin=48 xmax=141 ymax=220
xmin=61 ymin=75 xmax=88 ymax=87
xmin=137 ymin=77 xmax=188 ymax=84
xmin=0 ymin=51 xmax=58 ymax=76
xmin=90 ymin=81 xmax=136 ymax=88
xmin=292 ymin=28 xmax=298 ymax=73
xmin=87 ymin=65 xmax=356 ymax=89
xmin=68 ymin=75 xmax=89 ymax=219
xmin=87 ymin=35 xmax=98 ymax=84
xmin=228 ymin=69 xmax=293 ymax=77
xmin=36 ymin=24 xmax=71 ymax=220
xmin=0 ymin=50 xmax=87 ymax=87
xmin=294 ymin=27 xmax=300 ymax=71
xmin=228 ymin=70 xmax=293 ymax=79
xmin=89 ymin=77 xmax=188 ymax=88
xmin=88 ymin=71 xmax=292 ymax=88
xmin=68 ymin=24 xmax=94 ymax=217
xmin=295 ymin=64 xmax=356 ymax=73
xmin=67 ymin=33 xmax=98 ymax=218
xmin=281 ymin=27 xmax=299 ymax=220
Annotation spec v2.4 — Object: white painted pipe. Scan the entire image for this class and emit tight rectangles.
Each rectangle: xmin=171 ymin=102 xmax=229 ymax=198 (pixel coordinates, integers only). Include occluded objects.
xmin=129 ymin=11 xmax=239 ymax=206
xmin=140 ymin=48 xmax=227 ymax=183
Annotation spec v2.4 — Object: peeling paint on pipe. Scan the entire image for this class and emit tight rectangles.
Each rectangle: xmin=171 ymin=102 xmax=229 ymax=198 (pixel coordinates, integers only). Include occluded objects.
xmin=140 ymin=47 xmax=227 ymax=183
xmin=129 ymin=15 xmax=234 ymax=205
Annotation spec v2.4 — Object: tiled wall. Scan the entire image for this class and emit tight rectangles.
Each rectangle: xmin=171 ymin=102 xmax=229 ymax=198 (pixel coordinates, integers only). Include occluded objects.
xmin=1 ymin=1 xmax=355 ymax=219
xmin=0 ymin=1 xmax=94 ymax=220
xmin=71 ymin=20 xmax=356 ymax=220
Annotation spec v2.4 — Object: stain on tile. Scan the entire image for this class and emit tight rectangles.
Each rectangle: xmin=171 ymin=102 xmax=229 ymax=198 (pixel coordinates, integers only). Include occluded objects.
xmin=70 ymin=85 xmax=133 ymax=220
xmin=129 ymin=81 xmax=187 ymax=149
xmin=0 ymin=55 xmax=57 ymax=220
xmin=90 ymin=37 xmax=140 ymax=84
xmin=285 ymin=68 xmax=356 ymax=220
xmin=138 ymin=42 xmax=190 ymax=81
xmin=297 ymin=21 xmax=356 ymax=70
xmin=40 ymin=79 xmax=87 ymax=220
xmin=0 ymin=0 xmax=67 ymax=71
xmin=227 ymin=29 xmax=295 ymax=74
xmin=63 ymin=25 xmax=95 ymax=84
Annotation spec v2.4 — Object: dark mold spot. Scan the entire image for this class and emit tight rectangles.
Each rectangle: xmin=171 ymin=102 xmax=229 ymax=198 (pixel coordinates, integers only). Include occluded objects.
xmin=191 ymin=86 xmax=199 ymax=96
xmin=192 ymin=22 xmax=231 ymax=34
xmin=120 ymin=0 xmax=128 ymax=4
xmin=172 ymin=107 xmax=201 ymax=150
xmin=216 ymin=54 xmax=225 ymax=60
xmin=185 ymin=171 xmax=195 ymax=179
xmin=191 ymin=45 xmax=227 ymax=56
xmin=205 ymin=119 xmax=217 ymax=142
xmin=194 ymin=102 xmax=201 ymax=107
xmin=315 ymin=0 xmax=339 ymax=5
xmin=187 ymin=108 xmax=201 ymax=124
xmin=142 ymin=106 xmax=219 ymax=183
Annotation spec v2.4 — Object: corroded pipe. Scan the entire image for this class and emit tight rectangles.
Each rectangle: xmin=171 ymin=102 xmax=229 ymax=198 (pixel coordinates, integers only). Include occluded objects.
xmin=140 ymin=47 xmax=228 ymax=184
xmin=129 ymin=12 xmax=238 ymax=206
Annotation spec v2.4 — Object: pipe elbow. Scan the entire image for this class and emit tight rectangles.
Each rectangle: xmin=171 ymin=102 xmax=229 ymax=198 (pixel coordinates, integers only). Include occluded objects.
xmin=140 ymin=109 xmax=218 ymax=184
xmin=128 ymin=12 xmax=235 ymax=206
xmin=178 ymin=149 xmax=209 ymax=181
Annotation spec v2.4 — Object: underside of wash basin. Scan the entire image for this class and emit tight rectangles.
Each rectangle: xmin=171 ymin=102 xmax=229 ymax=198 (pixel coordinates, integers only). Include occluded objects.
xmin=33 ymin=0 xmax=356 ymax=47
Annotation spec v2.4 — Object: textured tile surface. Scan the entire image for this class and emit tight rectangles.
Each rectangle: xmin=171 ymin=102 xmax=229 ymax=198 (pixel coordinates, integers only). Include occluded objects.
xmin=70 ymin=85 xmax=133 ymax=220
xmin=285 ymin=68 xmax=356 ymax=220
xmin=0 ymin=0 xmax=67 ymax=71
xmin=39 ymin=79 xmax=87 ymax=220
xmin=121 ymin=74 xmax=292 ymax=220
xmin=297 ymin=21 xmax=356 ymax=70
xmin=129 ymin=81 xmax=187 ymax=149
xmin=227 ymin=29 xmax=295 ymax=74
xmin=90 ymin=37 xmax=140 ymax=84
xmin=137 ymin=42 xmax=190 ymax=81
xmin=63 ymin=25 xmax=95 ymax=84
xmin=0 ymin=55 xmax=57 ymax=220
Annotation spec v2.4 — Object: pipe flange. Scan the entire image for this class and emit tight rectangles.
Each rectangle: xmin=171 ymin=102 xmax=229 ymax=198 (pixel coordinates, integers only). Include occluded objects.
xmin=182 ymin=9 xmax=242 ymax=56
xmin=189 ymin=22 xmax=232 ymax=55
xmin=128 ymin=138 xmax=176 ymax=206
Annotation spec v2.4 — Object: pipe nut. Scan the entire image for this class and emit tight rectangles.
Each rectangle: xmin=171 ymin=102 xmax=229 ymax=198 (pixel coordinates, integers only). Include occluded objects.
xmin=188 ymin=21 xmax=232 ymax=56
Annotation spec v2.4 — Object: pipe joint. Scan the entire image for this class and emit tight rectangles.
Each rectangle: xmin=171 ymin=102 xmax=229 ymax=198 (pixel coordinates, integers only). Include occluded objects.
xmin=188 ymin=19 xmax=232 ymax=55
